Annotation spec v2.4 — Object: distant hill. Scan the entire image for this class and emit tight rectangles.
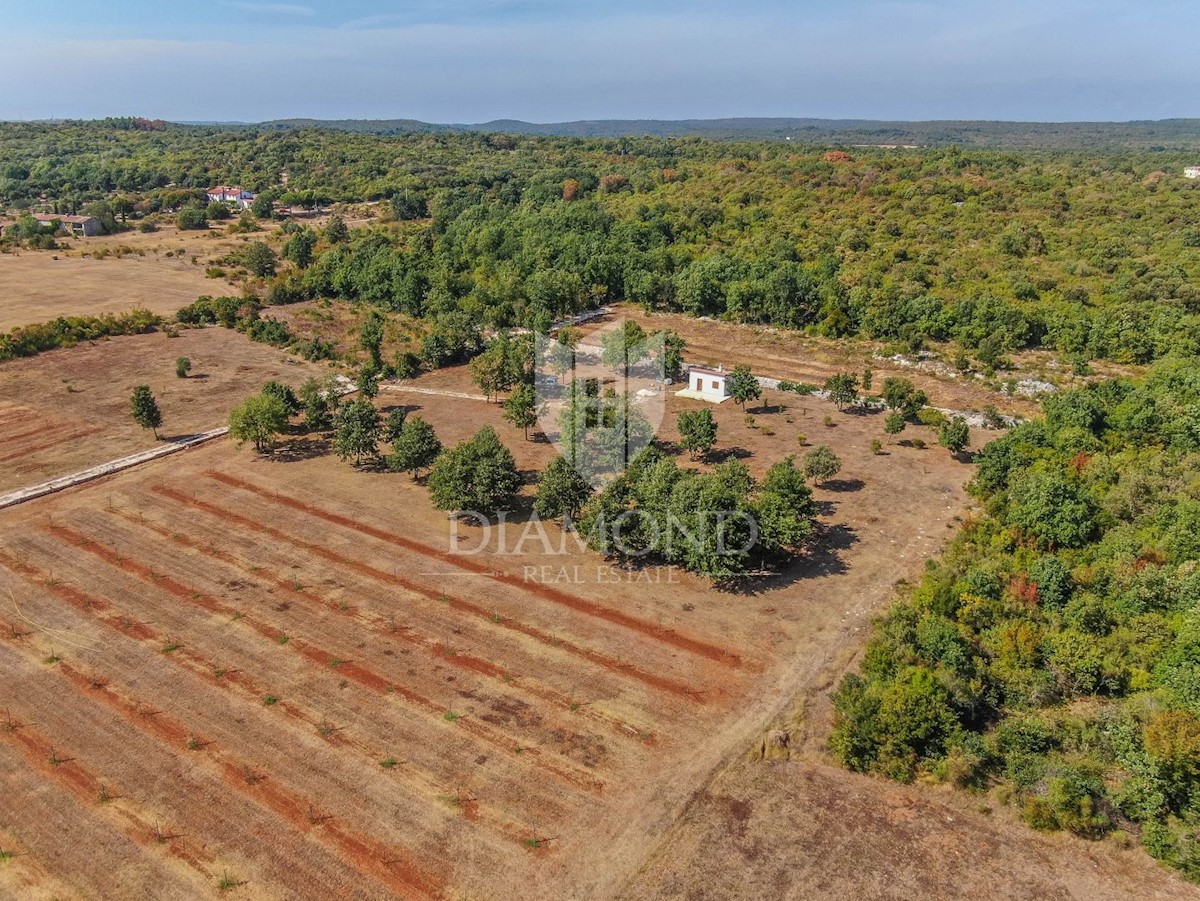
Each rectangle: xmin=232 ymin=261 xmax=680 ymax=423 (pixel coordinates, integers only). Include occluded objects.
xmin=254 ymin=116 xmax=1200 ymax=149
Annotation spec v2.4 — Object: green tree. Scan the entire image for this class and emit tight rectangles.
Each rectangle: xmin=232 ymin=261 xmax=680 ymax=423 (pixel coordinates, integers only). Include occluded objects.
xmin=283 ymin=228 xmax=317 ymax=269
xmin=428 ymin=426 xmax=521 ymax=514
xmin=355 ymin=363 xmax=381 ymax=399
xmin=228 ymin=393 xmax=289 ymax=453
xmin=130 ymin=385 xmax=162 ymax=439
xmin=601 ymin=320 xmax=647 ymax=372
xmin=677 ymin=408 xmax=718 ymax=460
xmin=384 ymin=407 xmax=408 ymax=442
xmin=176 ymin=206 xmax=207 ymax=230
xmin=548 ymin=337 xmax=576 ymax=384
xmin=206 ymin=201 xmax=231 ymax=221
xmin=535 ymin=455 xmax=593 ymax=523
xmin=243 ymin=241 xmax=277 ymax=278
xmin=324 ymin=215 xmax=348 ymax=243
xmin=299 ymin=377 xmax=336 ymax=430
xmin=938 ymin=416 xmax=971 ymax=455
xmin=469 ymin=344 xmax=514 ymax=402
xmin=824 ymin=372 xmax=859 ymax=411
xmin=333 ymin=398 xmax=380 ymax=464
xmin=754 ymin=456 xmax=817 ymax=553
xmin=503 ymin=382 xmax=540 ymax=439
xmin=654 ymin=329 xmax=686 ymax=380
xmin=387 ymin=416 xmax=442 ymax=479
xmin=250 ymin=195 xmax=274 ymax=219
xmin=175 ymin=356 xmax=192 ymax=379
xmin=803 ymin=445 xmax=842 ymax=484
xmin=727 ymin=365 xmax=761 ymax=411
xmin=884 ymin=412 xmax=906 ymax=440
xmin=1008 ymin=471 xmax=1097 ymax=549
xmin=261 ymin=380 xmax=300 ymax=414
xmin=882 ymin=377 xmax=928 ymax=418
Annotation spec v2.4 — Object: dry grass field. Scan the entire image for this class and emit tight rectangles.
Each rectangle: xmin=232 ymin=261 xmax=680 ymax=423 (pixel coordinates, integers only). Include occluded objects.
xmin=0 ymin=356 xmax=984 ymax=900
xmin=0 ymin=318 xmax=1189 ymax=898
xmin=0 ymin=227 xmax=266 ymax=331
xmin=0 ymin=327 xmax=328 ymax=493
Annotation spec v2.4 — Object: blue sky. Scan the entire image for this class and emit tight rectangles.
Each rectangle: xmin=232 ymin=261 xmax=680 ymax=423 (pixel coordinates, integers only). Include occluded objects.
xmin=3 ymin=1 xmax=1197 ymax=122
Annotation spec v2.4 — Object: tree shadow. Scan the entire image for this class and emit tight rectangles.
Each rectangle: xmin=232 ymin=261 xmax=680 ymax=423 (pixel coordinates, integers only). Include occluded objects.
xmin=269 ymin=435 xmax=330 ymax=462
xmin=381 ymin=401 xmax=418 ymax=415
xmin=792 ymin=522 xmax=858 ymax=578
xmin=723 ymin=522 xmax=859 ymax=594
xmin=713 ymin=446 xmax=753 ymax=462
xmin=821 ymin=478 xmax=865 ymax=493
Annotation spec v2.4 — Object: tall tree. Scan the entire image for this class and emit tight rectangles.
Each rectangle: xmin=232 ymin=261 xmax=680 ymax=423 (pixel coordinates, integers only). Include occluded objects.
xmin=243 ymin=241 xmax=277 ymax=277
xmin=727 ymin=365 xmax=762 ymax=411
xmin=938 ymin=416 xmax=971 ymax=455
xmin=333 ymin=398 xmax=380 ymax=465
xmin=824 ymin=372 xmax=859 ymax=411
xmin=359 ymin=311 xmax=385 ymax=369
xmin=677 ymin=408 xmax=718 ymax=460
xmin=130 ymin=385 xmax=162 ymax=439
xmin=503 ymin=382 xmax=540 ymax=439
xmin=469 ymin=344 xmax=513 ymax=402
xmin=428 ymin=426 xmax=521 ymax=514
xmin=283 ymin=228 xmax=317 ymax=269
xmin=323 ymin=215 xmax=349 ymax=244
xmin=803 ymin=445 xmax=843 ymax=484
xmin=299 ymin=377 xmax=337 ymax=430
xmin=228 ymin=393 xmax=289 ymax=453
xmin=535 ymin=455 xmax=593 ymax=523
xmin=388 ymin=416 xmax=442 ymax=479
xmin=884 ymin=412 xmax=907 ymax=441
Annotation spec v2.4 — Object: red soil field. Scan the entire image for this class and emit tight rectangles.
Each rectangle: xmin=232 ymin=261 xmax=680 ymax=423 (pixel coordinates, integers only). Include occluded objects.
xmin=2 ymin=351 xmax=1191 ymax=900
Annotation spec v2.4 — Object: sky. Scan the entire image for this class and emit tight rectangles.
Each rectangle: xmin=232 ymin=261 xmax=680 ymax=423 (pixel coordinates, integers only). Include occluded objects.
xmin=2 ymin=1 xmax=1197 ymax=123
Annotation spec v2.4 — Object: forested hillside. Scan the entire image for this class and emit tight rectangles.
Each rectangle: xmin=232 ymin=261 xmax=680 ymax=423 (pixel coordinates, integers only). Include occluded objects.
xmin=3 ymin=122 xmax=1200 ymax=365
xmin=831 ymin=359 xmax=1200 ymax=881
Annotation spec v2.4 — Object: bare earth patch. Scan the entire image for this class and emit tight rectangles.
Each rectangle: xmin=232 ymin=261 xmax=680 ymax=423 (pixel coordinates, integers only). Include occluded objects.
xmin=0 ymin=336 xmax=1190 ymax=899
xmin=0 ymin=327 xmax=328 ymax=492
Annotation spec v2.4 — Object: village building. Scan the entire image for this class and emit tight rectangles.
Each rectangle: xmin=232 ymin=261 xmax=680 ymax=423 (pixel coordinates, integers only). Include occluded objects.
xmin=1185 ymin=166 xmax=1200 ymax=179
xmin=206 ymin=185 xmax=257 ymax=208
xmin=675 ymin=365 xmax=731 ymax=403
xmin=33 ymin=213 xmax=102 ymax=236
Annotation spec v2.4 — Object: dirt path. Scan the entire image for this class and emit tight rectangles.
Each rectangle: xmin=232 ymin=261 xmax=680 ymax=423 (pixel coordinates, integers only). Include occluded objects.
xmin=0 ymin=428 xmax=227 ymax=510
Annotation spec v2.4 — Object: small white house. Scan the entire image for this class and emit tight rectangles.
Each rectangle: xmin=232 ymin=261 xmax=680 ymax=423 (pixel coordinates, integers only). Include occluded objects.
xmin=206 ymin=185 xmax=257 ymax=209
xmin=1185 ymin=167 xmax=1200 ymax=179
xmin=676 ymin=366 xmax=731 ymax=403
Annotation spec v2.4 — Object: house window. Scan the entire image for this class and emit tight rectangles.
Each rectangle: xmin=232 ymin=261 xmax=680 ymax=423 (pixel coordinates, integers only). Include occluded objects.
xmin=712 ymin=380 xmax=720 ymax=390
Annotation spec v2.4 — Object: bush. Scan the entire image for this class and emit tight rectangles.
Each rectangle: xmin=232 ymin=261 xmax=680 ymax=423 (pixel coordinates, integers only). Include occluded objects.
xmin=176 ymin=206 xmax=208 ymax=230
xmin=0 ymin=309 xmax=161 ymax=362
xmin=175 ymin=356 xmax=191 ymax=378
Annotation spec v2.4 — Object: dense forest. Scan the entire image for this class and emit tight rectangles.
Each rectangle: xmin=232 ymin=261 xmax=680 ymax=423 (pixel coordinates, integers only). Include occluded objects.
xmin=831 ymin=359 xmax=1200 ymax=881
xmin=3 ymin=121 xmax=1200 ymax=367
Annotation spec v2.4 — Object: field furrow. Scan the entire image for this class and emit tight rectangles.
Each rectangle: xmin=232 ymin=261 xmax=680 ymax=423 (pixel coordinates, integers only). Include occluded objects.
xmin=206 ymin=470 xmax=743 ymax=667
xmin=154 ymin=482 xmax=709 ymax=705
xmin=112 ymin=501 xmax=660 ymax=745
xmin=44 ymin=521 xmax=608 ymax=795
xmin=0 ymin=551 xmax=545 ymax=845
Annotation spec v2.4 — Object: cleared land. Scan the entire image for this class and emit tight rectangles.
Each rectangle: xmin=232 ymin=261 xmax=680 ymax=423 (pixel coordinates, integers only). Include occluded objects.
xmin=0 ymin=227 xmax=257 ymax=331
xmin=1 ymin=333 xmax=1190 ymax=899
xmin=0 ymin=355 xmax=976 ymax=899
xmin=0 ymin=327 xmax=327 ymax=493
